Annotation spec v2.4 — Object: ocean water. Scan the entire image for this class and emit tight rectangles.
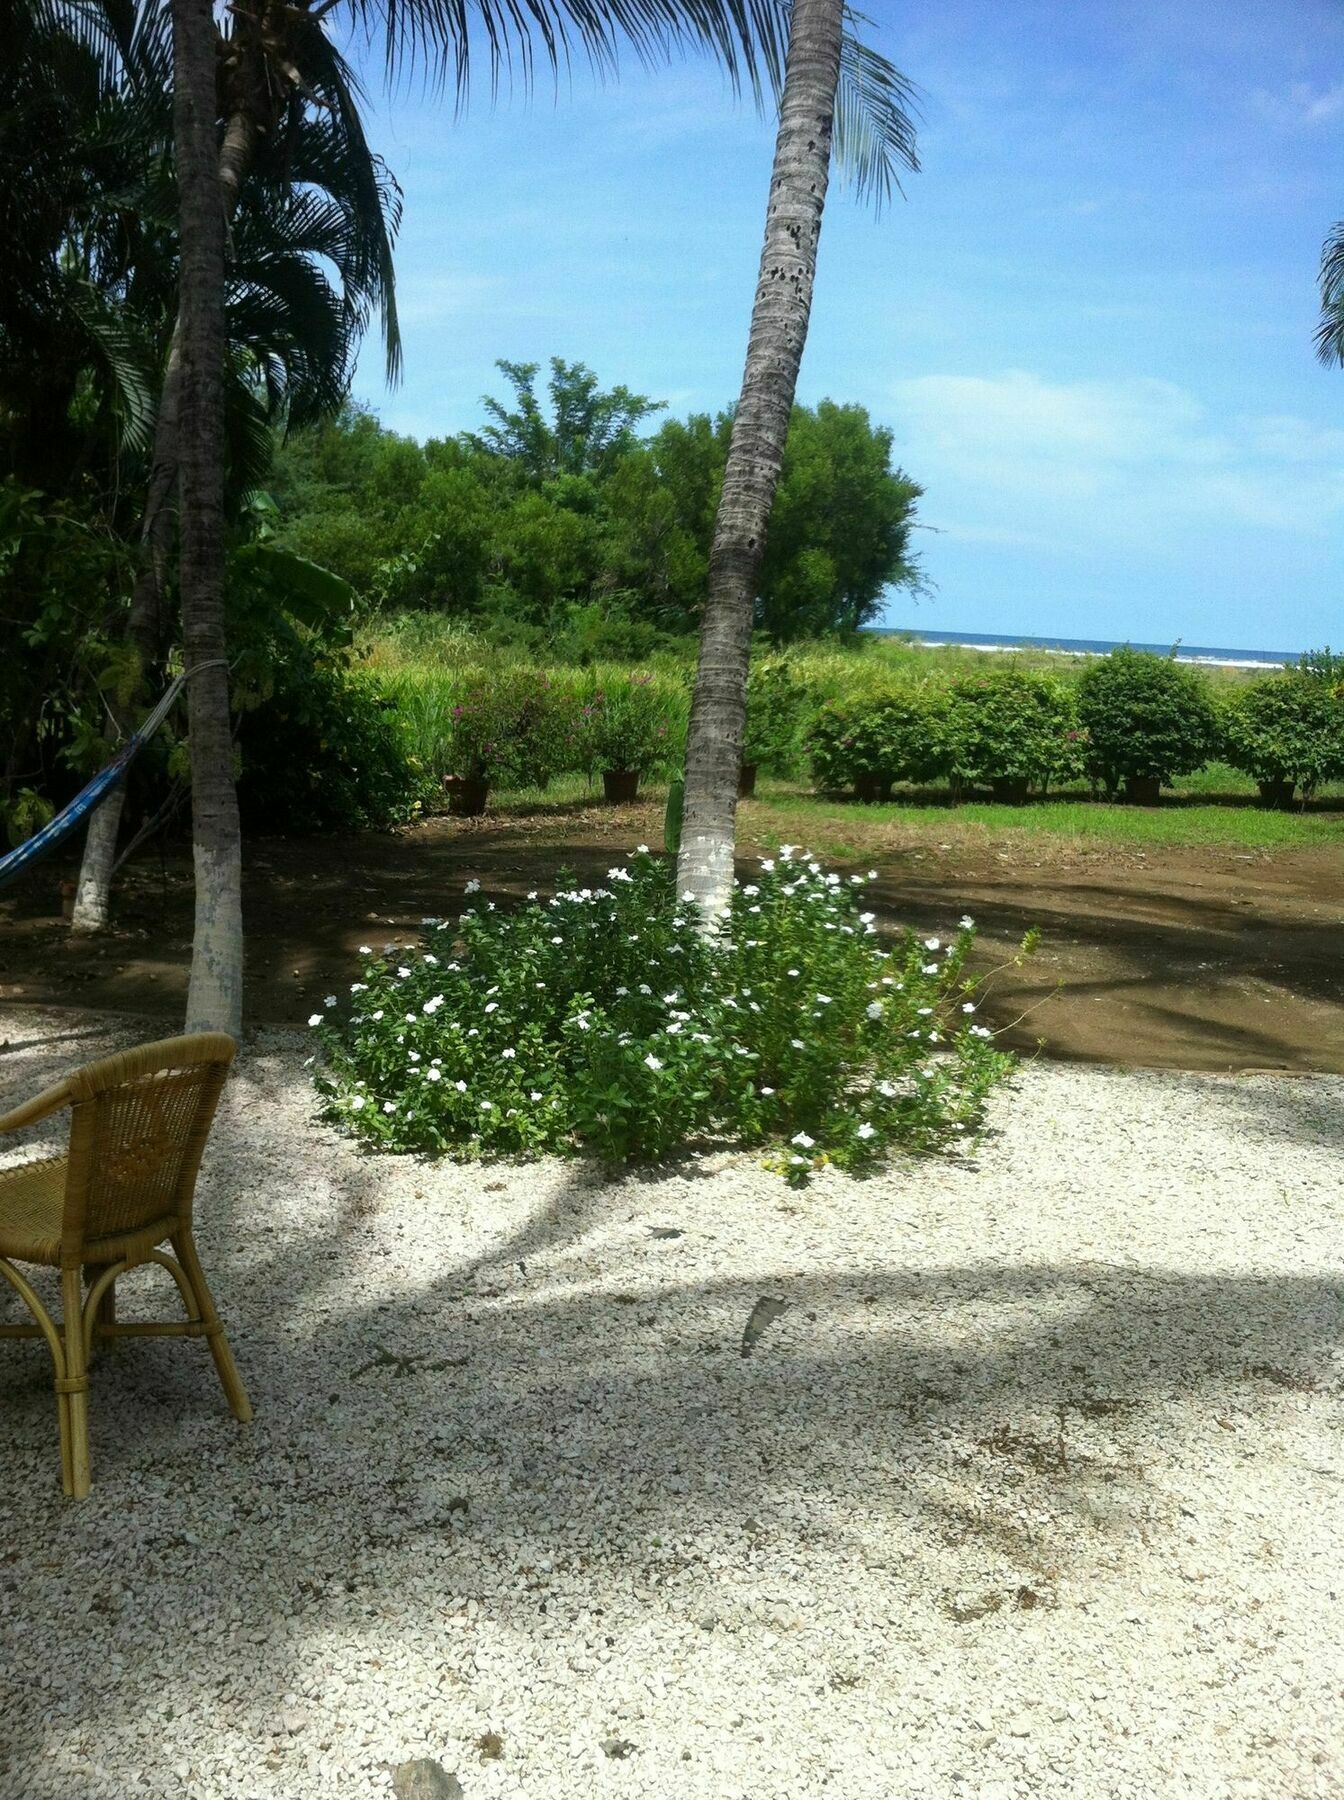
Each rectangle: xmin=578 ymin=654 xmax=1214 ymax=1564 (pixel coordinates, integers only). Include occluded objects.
xmin=873 ymin=627 xmax=1302 ymax=669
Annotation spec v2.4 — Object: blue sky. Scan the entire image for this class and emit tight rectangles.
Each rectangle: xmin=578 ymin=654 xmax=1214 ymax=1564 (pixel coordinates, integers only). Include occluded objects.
xmin=343 ymin=0 xmax=1343 ymax=652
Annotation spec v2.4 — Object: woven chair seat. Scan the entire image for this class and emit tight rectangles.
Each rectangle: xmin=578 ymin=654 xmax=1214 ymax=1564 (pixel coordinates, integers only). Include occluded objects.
xmin=0 ymin=1157 xmax=67 ymax=1264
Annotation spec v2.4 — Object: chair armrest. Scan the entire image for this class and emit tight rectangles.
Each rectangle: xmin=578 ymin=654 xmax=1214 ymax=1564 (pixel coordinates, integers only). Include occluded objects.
xmin=0 ymin=1081 xmax=71 ymax=1135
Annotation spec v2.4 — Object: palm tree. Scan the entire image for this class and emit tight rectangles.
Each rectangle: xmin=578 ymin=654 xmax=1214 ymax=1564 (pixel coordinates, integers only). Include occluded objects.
xmin=68 ymin=0 xmax=403 ymax=933
xmin=165 ymin=0 xmax=918 ymax=1030
xmin=677 ymin=0 xmax=916 ymax=919
xmin=1318 ymin=222 xmax=1344 ymax=366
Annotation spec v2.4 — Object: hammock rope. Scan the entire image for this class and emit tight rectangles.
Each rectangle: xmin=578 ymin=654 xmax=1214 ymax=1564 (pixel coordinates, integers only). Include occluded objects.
xmin=0 ymin=661 xmax=224 ymax=895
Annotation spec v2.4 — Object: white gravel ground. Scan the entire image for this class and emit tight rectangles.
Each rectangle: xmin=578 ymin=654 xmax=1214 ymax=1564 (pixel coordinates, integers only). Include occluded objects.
xmin=1 ymin=1005 xmax=1342 ymax=1800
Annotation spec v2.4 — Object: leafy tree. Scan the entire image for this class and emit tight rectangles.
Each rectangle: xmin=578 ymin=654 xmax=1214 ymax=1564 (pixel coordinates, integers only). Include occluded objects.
xmin=472 ymin=358 xmax=663 ymax=481
xmin=1317 ymin=221 xmax=1344 ymax=366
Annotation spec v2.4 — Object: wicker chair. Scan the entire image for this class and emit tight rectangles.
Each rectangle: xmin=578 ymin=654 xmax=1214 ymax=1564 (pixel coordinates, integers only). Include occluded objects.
xmin=0 ymin=1032 xmax=251 ymax=1497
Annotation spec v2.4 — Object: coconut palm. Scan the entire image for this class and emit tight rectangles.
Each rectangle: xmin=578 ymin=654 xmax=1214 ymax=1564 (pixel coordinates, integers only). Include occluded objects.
xmin=162 ymin=0 xmax=919 ymax=1031
xmin=676 ymin=0 xmax=915 ymax=920
xmin=1318 ymin=222 xmax=1344 ymax=367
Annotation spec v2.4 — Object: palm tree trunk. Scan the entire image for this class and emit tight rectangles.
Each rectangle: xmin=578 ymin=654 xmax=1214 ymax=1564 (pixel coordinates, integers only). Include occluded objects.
xmin=676 ymin=0 xmax=844 ymax=921
xmin=73 ymin=114 xmax=257 ymax=933
xmin=173 ymin=0 xmax=244 ymax=1037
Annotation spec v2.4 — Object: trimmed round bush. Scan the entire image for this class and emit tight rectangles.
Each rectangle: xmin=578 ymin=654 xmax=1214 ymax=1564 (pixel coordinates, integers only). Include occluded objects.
xmin=808 ymin=686 xmax=959 ymax=800
xmin=239 ymin=663 xmax=422 ymax=832
xmin=440 ymin=668 xmax=569 ymax=789
xmin=310 ymin=848 xmax=1014 ymax=1180
xmin=947 ymin=667 xmax=1085 ymax=799
xmin=1076 ymin=648 xmax=1219 ymax=800
xmin=1221 ymin=673 xmax=1344 ymax=804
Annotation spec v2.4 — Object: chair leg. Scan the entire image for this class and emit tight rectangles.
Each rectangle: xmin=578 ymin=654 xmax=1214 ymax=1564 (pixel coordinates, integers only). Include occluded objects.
xmin=59 ymin=1268 xmax=92 ymax=1500
xmin=83 ymin=1262 xmax=116 ymax=1361
xmin=172 ymin=1229 xmax=252 ymax=1423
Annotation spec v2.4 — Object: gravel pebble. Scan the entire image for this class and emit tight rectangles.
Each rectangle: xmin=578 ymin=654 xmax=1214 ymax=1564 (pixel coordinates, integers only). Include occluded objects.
xmin=1 ymin=1006 xmax=1341 ymax=1799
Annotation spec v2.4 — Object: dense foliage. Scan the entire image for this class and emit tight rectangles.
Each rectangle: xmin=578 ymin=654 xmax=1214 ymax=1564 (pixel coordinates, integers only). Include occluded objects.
xmin=1221 ymin=670 xmax=1344 ymax=803
xmin=312 ymin=848 xmax=1014 ymax=1178
xmin=270 ymin=372 xmax=925 ymax=646
xmin=947 ymin=667 xmax=1086 ymax=797
xmin=1076 ymin=649 xmax=1221 ymax=795
xmin=808 ymin=686 xmax=960 ymax=798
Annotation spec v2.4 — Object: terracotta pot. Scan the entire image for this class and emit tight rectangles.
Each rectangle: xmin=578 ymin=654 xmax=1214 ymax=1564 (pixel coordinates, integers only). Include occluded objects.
xmin=738 ymin=762 xmax=758 ymax=800
xmin=990 ymin=776 xmax=1030 ymax=806
xmin=443 ymin=774 xmax=489 ymax=818
xmin=602 ymin=768 xmax=640 ymax=804
xmin=1124 ymin=774 xmax=1162 ymax=806
xmin=1257 ymin=778 xmax=1296 ymax=810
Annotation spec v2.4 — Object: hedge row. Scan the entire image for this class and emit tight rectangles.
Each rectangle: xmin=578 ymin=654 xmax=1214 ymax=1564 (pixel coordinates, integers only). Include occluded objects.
xmin=806 ymin=650 xmax=1344 ymax=805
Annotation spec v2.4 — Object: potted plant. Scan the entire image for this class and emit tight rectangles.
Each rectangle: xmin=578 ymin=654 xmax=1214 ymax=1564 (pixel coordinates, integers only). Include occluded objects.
xmin=1220 ymin=667 xmax=1344 ymax=808
xmin=1076 ymin=648 xmax=1219 ymax=805
xmin=574 ymin=672 xmax=685 ymax=803
xmin=946 ymin=667 xmax=1086 ymax=804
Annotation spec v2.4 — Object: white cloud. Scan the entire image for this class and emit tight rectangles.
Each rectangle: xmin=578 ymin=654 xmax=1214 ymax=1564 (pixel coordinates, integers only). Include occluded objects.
xmin=891 ymin=370 xmax=1344 ymax=550
xmin=1252 ymin=81 xmax=1344 ymax=127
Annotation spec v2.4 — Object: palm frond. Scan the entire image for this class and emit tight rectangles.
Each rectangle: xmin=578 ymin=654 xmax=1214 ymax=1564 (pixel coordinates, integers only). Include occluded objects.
xmin=1316 ymin=221 xmax=1344 ymax=367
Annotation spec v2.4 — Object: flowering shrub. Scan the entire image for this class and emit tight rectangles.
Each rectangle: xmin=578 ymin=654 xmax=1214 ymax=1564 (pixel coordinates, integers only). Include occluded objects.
xmin=570 ymin=671 xmax=686 ymax=776
xmin=807 ymin=686 xmax=961 ymax=799
xmin=440 ymin=669 xmax=566 ymax=787
xmin=1077 ymin=648 xmax=1219 ymax=795
xmin=1221 ymin=672 xmax=1344 ymax=802
xmin=310 ymin=848 xmax=1016 ymax=1180
xmin=947 ymin=667 xmax=1087 ymax=796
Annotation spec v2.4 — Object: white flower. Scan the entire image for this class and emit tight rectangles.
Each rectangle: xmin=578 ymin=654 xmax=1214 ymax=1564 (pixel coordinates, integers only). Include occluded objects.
xmin=527 ymin=890 xmax=539 ymax=901
xmin=917 ymin=1006 xmax=933 ymax=1016
xmin=324 ymin=994 xmax=338 ymax=1008
xmin=397 ymin=967 xmax=411 ymax=979
xmin=924 ymin=936 xmax=941 ymax=951
xmin=426 ymin=1067 xmax=442 ymax=1082
xmin=867 ymin=870 xmax=878 ymax=881
xmin=742 ymin=884 xmax=759 ymax=898
xmin=644 ymin=1053 xmax=663 ymax=1071
xmin=856 ymin=1122 xmax=876 ymax=1140
xmin=307 ymin=1013 xmax=323 ymax=1027
xmin=638 ymin=983 xmax=652 ymax=996
xmin=877 ymin=1080 xmax=897 ymax=1098
xmin=959 ymin=915 xmax=975 ymax=930
xmin=615 ymin=985 xmax=629 ymax=996
xmin=501 ymin=1047 xmax=516 ymax=1059
xmin=866 ymin=1002 xmax=883 ymax=1020
xmin=423 ymin=954 xmax=439 ymax=966
xmin=423 ymin=995 xmax=444 ymax=1015
xmin=464 ymin=878 xmax=481 ymax=894
xmin=791 ymin=1131 xmax=815 ymax=1149
xmin=350 ymin=983 xmax=367 ymax=994
xmin=761 ymin=1085 xmax=775 ymax=1096
xmin=408 ymin=1050 xmax=421 ymax=1062
xmin=382 ymin=1101 xmax=397 ymax=1114
xmin=787 ymin=967 xmax=800 ymax=977
xmin=791 ymin=1038 xmax=805 ymax=1050
xmin=350 ymin=1095 xmax=366 ymax=1110
xmin=637 ymin=843 xmax=650 ymax=854
xmin=479 ymin=1099 xmax=494 ymax=1111
xmin=816 ymin=994 xmax=832 ymax=1005
xmin=971 ymin=1024 xmax=992 ymax=1039
xmin=962 ymin=1002 xmax=976 ymax=1013
xmin=859 ymin=912 xmax=875 ymax=925
xmin=922 ymin=963 xmax=939 ymax=975
xmin=779 ymin=844 xmax=797 ymax=860
xmin=485 ymin=1002 xmax=499 ymax=1014
xmin=454 ymin=1080 xmax=468 ymax=1092
xmin=760 ymin=858 xmax=775 ymax=872
xmin=530 ymin=1090 xmax=543 ymax=1102
xmin=551 ymin=936 xmax=563 ymax=946
xmin=662 ymin=992 xmax=679 ymax=1004
xmin=682 ymin=891 xmax=696 ymax=903
xmin=666 ymin=1022 xmax=683 ymax=1034
xmin=358 ymin=944 xmax=372 ymax=955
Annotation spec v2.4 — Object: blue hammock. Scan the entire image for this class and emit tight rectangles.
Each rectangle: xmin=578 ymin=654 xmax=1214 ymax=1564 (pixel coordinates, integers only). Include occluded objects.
xmin=0 ymin=668 xmax=199 ymax=894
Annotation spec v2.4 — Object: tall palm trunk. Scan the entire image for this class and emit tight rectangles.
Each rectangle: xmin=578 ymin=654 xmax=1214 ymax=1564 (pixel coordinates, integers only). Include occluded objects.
xmin=676 ymin=0 xmax=844 ymax=922
xmin=173 ymin=0 xmax=244 ymax=1037
xmin=72 ymin=115 xmax=259 ymax=932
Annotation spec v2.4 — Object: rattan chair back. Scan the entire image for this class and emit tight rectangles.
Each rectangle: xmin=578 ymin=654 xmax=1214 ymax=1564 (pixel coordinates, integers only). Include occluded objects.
xmin=59 ymin=1034 xmax=236 ymax=1267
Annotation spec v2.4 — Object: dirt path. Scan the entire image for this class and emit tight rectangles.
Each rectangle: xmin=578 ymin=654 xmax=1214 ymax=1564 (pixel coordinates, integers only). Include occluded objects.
xmin=1 ymin=799 xmax=1339 ymax=1071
